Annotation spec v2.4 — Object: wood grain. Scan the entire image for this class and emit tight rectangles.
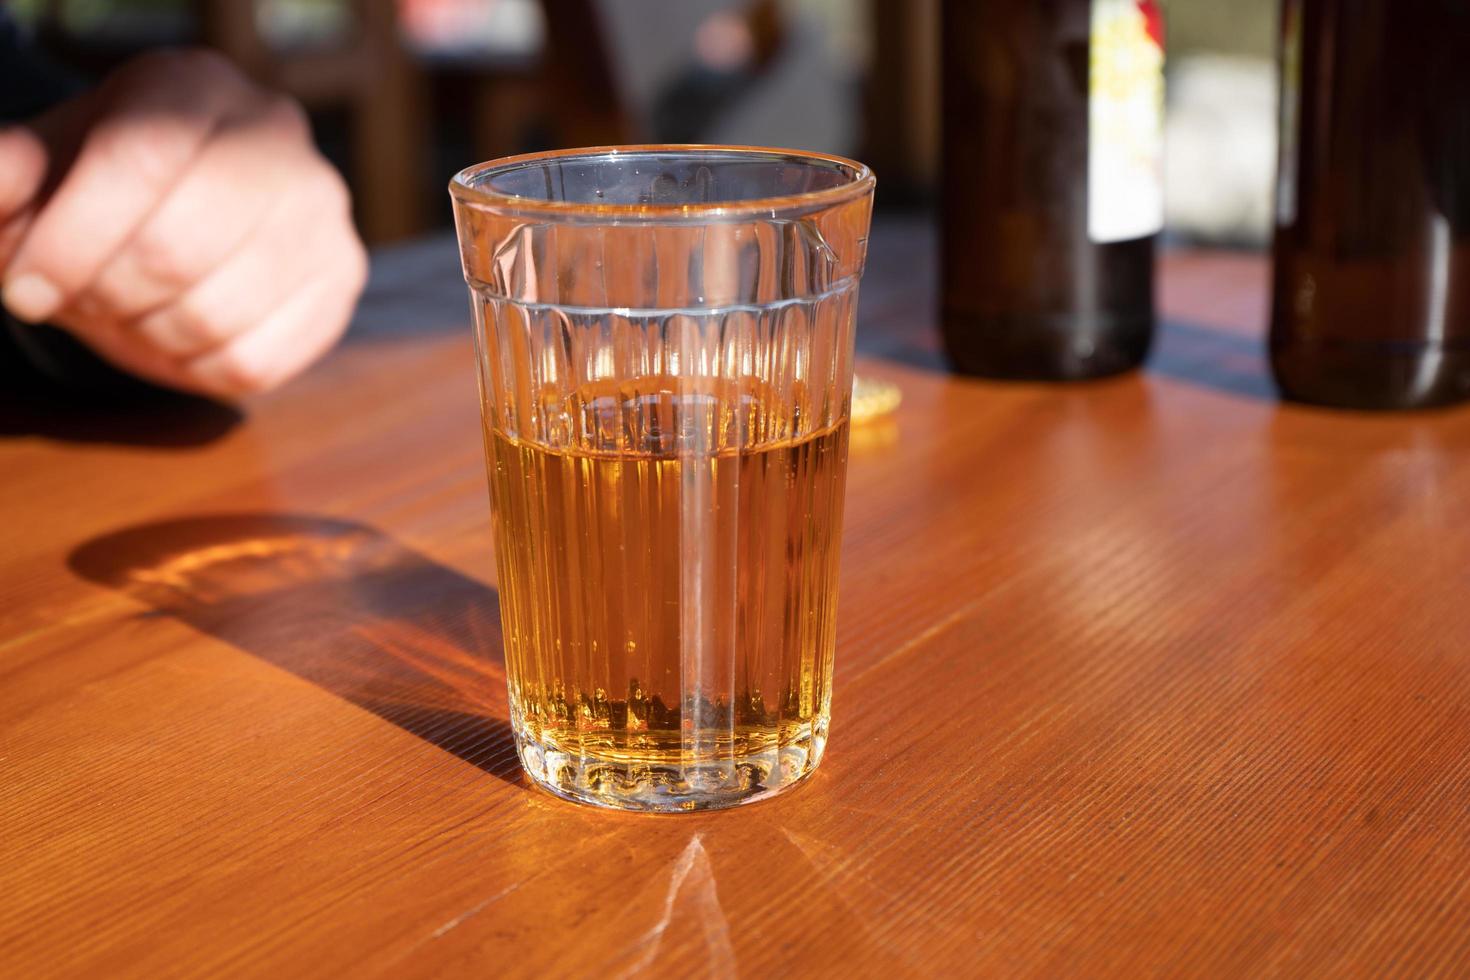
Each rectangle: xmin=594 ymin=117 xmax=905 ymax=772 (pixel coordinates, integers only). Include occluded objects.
xmin=3 ymin=217 xmax=1470 ymax=977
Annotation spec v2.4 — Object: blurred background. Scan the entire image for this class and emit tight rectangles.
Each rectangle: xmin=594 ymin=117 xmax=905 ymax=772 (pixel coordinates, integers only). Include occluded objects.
xmin=9 ymin=0 xmax=1277 ymax=247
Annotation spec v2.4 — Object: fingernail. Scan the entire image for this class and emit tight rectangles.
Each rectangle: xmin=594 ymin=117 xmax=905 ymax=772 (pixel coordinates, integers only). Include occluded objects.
xmin=2 ymin=273 xmax=62 ymax=323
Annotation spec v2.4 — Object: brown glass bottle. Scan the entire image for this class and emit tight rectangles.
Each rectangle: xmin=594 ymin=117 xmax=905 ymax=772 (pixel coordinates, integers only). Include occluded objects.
xmin=1271 ymin=0 xmax=1470 ymax=409
xmin=940 ymin=0 xmax=1164 ymax=381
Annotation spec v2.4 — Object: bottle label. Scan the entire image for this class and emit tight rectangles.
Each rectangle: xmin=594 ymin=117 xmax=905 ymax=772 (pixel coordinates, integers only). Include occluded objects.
xmin=1089 ymin=0 xmax=1166 ymax=243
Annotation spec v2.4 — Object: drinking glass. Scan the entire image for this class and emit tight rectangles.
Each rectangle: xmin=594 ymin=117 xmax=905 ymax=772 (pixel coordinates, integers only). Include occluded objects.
xmin=450 ymin=145 xmax=875 ymax=811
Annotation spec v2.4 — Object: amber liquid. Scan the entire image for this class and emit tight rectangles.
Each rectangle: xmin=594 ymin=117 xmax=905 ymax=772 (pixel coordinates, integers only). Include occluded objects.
xmin=486 ymin=376 xmax=849 ymax=809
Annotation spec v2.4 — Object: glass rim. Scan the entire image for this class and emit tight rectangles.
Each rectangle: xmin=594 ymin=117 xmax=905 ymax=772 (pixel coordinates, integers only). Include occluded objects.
xmin=448 ymin=143 xmax=875 ymax=221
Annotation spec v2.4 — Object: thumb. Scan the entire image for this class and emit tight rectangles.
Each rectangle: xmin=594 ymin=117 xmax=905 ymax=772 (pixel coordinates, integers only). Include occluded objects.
xmin=0 ymin=125 xmax=48 ymax=221
xmin=0 ymin=91 xmax=97 ymax=271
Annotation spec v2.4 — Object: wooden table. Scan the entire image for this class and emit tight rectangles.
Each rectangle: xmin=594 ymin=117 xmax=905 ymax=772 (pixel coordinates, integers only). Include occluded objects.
xmin=5 ymin=217 xmax=1469 ymax=977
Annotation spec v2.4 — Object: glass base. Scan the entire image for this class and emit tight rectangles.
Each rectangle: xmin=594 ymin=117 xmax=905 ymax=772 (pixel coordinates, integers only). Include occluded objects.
xmin=513 ymin=718 xmax=828 ymax=812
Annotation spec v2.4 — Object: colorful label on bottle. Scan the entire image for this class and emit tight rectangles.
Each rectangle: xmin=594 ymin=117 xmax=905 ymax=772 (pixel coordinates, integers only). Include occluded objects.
xmin=1089 ymin=0 xmax=1166 ymax=243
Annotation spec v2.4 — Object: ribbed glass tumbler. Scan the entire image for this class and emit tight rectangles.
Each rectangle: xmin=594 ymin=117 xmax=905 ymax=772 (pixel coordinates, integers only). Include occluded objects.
xmin=450 ymin=146 xmax=875 ymax=811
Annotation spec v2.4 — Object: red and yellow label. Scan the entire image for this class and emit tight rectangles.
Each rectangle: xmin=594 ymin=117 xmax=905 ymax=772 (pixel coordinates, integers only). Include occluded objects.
xmin=1089 ymin=0 xmax=1166 ymax=243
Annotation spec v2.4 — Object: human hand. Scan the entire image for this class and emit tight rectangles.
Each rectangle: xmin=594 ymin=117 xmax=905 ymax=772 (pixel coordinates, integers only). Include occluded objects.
xmin=0 ymin=48 xmax=367 ymax=398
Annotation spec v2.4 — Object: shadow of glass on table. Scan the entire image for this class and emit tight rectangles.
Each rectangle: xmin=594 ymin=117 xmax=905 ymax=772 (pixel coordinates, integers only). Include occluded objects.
xmin=68 ymin=514 xmax=521 ymax=786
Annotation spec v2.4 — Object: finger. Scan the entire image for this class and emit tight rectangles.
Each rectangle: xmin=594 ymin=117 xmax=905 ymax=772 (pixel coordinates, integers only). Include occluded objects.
xmin=61 ymin=247 xmax=361 ymax=398
xmin=0 ymin=93 xmax=98 ymax=270
xmin=125 ymin=215 xmax=317 ymax=358
xmin=123 ymin=164 xmax=350 ymax=356
xmin=1 ymin=49 xmax=251 ymax=324
xmin=183 ymin=259 xmax=364 ymax=397
xmin=62 ymin=257 xmax=361 ymax=399
xmin=82 ymin=95 xmax=313 ymax=322
xmin=0 ymin=129 xmax=46 ymax=280
xmin=0 ymin=127 xmax=50 ymax=225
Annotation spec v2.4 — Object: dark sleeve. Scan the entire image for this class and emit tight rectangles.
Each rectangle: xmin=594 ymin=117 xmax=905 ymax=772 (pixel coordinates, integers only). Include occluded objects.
xmin=0 ymin=11 xmax=159 ymax=397
xmin=0 ymin=11 xmax=85 ymax=120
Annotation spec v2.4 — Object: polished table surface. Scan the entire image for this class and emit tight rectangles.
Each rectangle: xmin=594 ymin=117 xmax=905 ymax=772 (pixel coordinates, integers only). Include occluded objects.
xmin=4 ymin=217 xmax=1470 ymax=977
